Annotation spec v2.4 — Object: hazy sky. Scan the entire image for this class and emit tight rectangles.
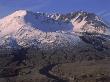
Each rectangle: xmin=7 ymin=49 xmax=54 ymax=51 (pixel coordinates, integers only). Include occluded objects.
xmin=0 ymin=0 xmax=110 ymax=22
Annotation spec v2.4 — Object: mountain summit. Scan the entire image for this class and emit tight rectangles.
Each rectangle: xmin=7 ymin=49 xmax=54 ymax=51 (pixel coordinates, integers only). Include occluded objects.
xmin=0 ymin=10 xmax=110 ymax=50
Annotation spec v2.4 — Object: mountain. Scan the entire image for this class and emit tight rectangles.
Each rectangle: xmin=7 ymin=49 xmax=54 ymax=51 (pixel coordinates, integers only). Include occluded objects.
xmin=0 ymin=10 xmax=110 ymax=52
xmin=0 ymin=10 xmax=110 ymax=82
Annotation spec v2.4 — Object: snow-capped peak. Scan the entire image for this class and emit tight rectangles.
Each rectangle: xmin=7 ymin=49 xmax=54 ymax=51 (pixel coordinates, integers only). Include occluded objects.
xmin=10 ymin=10 xmax=28 ymax=17
xmin=0 ymin=10 xmax=109 ymax=49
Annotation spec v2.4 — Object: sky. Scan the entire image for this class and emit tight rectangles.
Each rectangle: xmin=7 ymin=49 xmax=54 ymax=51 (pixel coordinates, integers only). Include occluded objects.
xmin=0 ymin=0 xmax=110 ymax=22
